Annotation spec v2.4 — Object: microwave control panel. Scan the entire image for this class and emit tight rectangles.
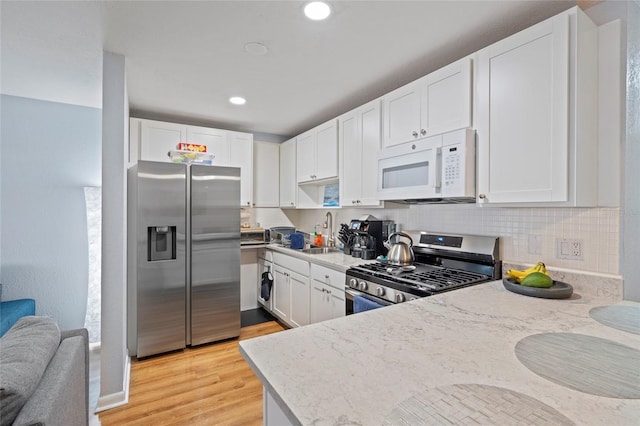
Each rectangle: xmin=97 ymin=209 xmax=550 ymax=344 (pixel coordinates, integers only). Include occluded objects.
xmin=441 ymin=129 xmax=475 ymax=197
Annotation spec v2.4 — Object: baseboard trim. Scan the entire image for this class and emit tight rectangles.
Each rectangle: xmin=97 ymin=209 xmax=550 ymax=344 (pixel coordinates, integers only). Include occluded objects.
xmin=95 ymin=354 xmax=131 ymax=413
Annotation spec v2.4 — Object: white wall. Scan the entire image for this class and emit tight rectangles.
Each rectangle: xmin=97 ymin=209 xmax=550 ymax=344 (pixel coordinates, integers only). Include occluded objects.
xmin=98 ymin=51 xmax=129 ymax=410
xmin=0 ymin=94 xmax=101 ymax=330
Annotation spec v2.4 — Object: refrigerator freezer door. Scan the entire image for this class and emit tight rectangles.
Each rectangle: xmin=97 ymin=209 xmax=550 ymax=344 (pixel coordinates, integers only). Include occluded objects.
xmin=136 ymin=161 xmax=187 ymax=358
xmin=189 ymin=165 xmax=241 ymax=345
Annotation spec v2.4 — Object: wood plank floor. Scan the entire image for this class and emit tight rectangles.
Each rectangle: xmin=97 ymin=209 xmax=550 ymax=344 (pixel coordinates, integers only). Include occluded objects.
xmin=98 ymin=321 xmax=285 ymax=426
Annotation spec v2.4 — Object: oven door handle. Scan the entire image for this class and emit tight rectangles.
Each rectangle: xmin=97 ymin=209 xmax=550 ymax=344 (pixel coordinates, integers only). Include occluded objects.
xmin=345 ymin=288 xmax=393 ymax=307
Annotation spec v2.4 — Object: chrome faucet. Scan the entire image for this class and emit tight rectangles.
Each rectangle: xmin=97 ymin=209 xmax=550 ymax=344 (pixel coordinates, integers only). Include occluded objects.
xmin=324 ymin=212 xmax=334 ymax=247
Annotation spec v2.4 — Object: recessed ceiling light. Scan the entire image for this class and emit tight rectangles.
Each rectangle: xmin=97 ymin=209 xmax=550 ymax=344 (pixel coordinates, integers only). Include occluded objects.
xmin=304 ymin=1 xmax=331 ymax=21
xmin=244 ymin=42 xmax=268 ymax=56
xmin=229 ymin=96 xmax=246 ymax=105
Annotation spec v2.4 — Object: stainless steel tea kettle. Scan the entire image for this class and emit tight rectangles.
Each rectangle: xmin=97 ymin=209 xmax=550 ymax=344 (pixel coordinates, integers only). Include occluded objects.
xmin=384 ymin=232 xmax=415 ymax=266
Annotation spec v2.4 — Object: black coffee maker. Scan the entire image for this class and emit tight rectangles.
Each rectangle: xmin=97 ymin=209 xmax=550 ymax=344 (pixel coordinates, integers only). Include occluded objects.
xmin=349 ymin=217 xmax=395 ymax=257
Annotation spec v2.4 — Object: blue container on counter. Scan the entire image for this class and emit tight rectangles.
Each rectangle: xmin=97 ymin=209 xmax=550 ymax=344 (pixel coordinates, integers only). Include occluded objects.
xmin=290 ymin=233 xmax=305 ymax=249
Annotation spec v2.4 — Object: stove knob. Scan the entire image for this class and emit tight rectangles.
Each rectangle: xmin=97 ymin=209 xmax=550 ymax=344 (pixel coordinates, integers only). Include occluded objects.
xmin=349 ymin=278 xmax=358 ymax=289
xmin=395 ymin=293 xmax=405 ymax=303
xmin=359 ymin=281 xmax=368 ymax=291
xmin=376 ymin=287 xmax=385 ymax=297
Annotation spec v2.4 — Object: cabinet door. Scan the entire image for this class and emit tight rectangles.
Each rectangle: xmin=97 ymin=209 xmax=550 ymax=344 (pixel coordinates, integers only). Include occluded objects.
xmin=186 ymin=125 xmax=229 ymax=164
xmin=140 ymin=119 xmax=186 ymax=162
xmin=359 ymin=101 xmax=382 ymax=205
xmin=296 ymin=131 xmax=315 ymax=183
xmin=289 ymin=271 xmax=309 ymax=328
xmin=382 ymin=80 xmax=422 ymax=148
xmin=314 ymin=120 xmax=338 ymax=181
xmin=339 ymin=112 xmax=361 ymax=206
xmin=328 ymin=286 xmax=345 ymax=320
xmin=229 ymin=131 xmax=254 ymax=207
xmin=272 ymin=265 xmax=290 ymax=322
xmin=253 ymin=142 xmax=280 ymax=207
xmin=422 ymin=57 xmax=472 ymax=136
xmin=309 ymin=281 xmax=332 ymax=324
xmin=279 ymin=138 xmax=297 ymax=207
xmin=476 ymin=14 xmax=569 ymax=204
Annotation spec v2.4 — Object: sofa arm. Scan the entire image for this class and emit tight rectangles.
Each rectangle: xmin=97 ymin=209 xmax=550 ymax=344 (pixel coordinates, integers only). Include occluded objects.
xmin=12 ymin=330 xmax=89 ymax=426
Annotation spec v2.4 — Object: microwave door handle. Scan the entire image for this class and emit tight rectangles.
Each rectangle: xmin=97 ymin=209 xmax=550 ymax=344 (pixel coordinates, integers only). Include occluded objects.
xmin=434 ymin=147 xmax=442 ymax=191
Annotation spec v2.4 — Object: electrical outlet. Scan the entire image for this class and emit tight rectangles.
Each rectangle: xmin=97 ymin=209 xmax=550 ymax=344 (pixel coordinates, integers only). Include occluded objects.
xmin=556 ymin=238 xmax=584 ymax=260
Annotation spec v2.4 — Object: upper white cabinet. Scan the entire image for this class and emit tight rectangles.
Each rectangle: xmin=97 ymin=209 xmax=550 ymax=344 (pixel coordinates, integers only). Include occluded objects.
xmin=134 ymin=118 xmax=254 ymax=207
xmin=187 ymin=125 xmax=229 ymax=164
xmin=253 ymin=141 xmax=280 ymax=207
xmin=279 ymin=138 xmax=297 ymax=208
xmin=339 ymin=99 xmax=383 ymax=207
xmin=475 ymin=7 xmax=597 ymax=206
xmin=228 ymin=131 xmax=254 ymax=207
xmin=296 ymin=119 xmax=338 ymax=184
xmin=382 ymin=57 xmax=472 ymax=148
xmin=139 ymin=119 xmax=186 ymax=162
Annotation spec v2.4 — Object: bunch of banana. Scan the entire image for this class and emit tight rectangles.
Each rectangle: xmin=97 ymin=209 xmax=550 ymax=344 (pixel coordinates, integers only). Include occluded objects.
xmin=506 ymin=262 xmax=548 ymax=283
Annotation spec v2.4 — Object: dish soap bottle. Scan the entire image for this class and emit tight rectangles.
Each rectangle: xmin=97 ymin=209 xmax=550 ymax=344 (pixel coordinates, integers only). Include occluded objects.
xmin=314 ymin=225 xmax=323 ymax=246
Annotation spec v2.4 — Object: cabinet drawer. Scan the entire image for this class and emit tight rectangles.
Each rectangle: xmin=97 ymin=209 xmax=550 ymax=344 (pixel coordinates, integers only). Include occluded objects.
xmin=310 ymin=263 xmax=345 ymax=291
xmin=274 ymin=252 xmax=309 ymax=276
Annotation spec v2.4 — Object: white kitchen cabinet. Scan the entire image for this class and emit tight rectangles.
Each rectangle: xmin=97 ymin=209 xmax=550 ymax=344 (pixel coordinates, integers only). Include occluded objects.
xmin=339 ymin=99 xmax=383 ymax=207
xmin=289 ymin=271 xmax=310 ymax=328
xmin=128 ymin=118 xmax=141 ymax=167
xmin=382 ymin=57 xmax=472 ymax=148
xmin=139 ymin=119 xmax=186 ymax=162
xmin=228 ymin=131 xmax=254 ymax=207
xmin=253 ymin=141 xmax=280 ymax=207
xmin=272 ymin=252 xmax=310 ymax=328
xmin=475 ymin=7 xmax=597 ymax=206
xmin=279 ymin=138 xmax=297 ymax=208
xmin=309 ymin=264 xmax=345 ymax=324
xmin=272 ymin=265 xmax=291 ymax=322
xmin=296 ymin=119 xmax=338 ymax=184
xmin=135 ymin=118 xmax=254 ymax=207
xmin=186 ymin=125 xmax=229 ymax=163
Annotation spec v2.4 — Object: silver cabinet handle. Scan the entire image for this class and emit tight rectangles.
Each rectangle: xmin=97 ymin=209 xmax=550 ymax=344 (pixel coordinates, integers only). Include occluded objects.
xmin=420 ymin=129 xmax=426 ymax=136
xmin=478 ymin=194 xmax=487 ymax=200
xmin=412 ymin=131 xmax=418 ymax=138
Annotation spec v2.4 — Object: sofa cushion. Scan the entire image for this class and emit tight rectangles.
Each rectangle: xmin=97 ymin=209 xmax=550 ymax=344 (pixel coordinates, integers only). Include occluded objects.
xmin=0 ymin=316 xmax=60 ymax=426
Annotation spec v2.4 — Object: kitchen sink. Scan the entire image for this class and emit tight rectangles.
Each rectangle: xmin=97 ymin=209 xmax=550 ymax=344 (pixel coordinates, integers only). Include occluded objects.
xmin=300 ymin=247 xmax=342 ymax=255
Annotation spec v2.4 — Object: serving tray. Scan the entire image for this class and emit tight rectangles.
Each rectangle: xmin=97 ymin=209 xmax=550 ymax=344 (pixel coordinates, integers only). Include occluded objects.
xmin=502 ymin=277 xmax=573 ymax=299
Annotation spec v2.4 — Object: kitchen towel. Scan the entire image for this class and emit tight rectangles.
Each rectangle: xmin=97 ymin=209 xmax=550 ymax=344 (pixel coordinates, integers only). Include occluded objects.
xmin=260 ymin=271 xmax=273 ymax=301
xmin=354 ymin=295 xmax=384 ymax=313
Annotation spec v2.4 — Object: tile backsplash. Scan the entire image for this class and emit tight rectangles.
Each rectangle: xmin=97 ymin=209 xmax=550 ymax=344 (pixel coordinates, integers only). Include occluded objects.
xmin=284 ymin=204 xmax=620 ymax=275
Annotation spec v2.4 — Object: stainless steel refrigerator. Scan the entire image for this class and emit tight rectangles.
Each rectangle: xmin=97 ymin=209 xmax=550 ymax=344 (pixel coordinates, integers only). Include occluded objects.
xmin=127 ymin=160 xmax=241 ymax=358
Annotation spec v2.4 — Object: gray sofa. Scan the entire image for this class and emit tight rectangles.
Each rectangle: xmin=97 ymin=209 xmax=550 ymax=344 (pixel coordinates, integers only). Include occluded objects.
xmin=0 ymin=316 xmax=89 ymax=426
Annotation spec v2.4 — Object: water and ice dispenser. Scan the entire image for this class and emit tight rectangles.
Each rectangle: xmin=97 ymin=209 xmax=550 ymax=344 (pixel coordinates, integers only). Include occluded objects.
xmin=147 ymin=226 xmax=177 ymax=261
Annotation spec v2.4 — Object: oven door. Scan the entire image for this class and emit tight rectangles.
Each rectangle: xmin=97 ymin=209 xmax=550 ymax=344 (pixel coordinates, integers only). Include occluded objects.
xmin=345 ymin=288 xmax=393 ymax=315
xmin=377 ymin=134 xmax=442 ymax=201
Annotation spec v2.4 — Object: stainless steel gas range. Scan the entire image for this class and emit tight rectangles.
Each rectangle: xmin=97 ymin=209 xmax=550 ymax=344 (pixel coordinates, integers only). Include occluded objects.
xmin=345 ymin=231 xmax=501 ymax=314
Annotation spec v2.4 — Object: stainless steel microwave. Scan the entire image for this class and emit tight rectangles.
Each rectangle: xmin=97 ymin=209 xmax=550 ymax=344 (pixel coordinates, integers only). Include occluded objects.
xmin=377 ymin=128 xmax=476 ymax=203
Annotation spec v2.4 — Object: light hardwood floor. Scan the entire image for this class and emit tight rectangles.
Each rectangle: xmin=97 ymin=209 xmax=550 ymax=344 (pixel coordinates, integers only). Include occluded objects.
xmin=98 ymin=321 xmax=285 ymax=426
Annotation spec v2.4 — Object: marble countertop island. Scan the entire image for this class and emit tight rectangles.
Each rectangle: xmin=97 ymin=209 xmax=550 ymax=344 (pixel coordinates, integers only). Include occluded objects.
xmin=239 ymin=278 xmax=640 ymax=425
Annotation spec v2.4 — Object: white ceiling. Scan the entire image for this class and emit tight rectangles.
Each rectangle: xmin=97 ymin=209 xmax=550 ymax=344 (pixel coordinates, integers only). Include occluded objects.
xmin=0 ymin=0 xmax=577 ymax=138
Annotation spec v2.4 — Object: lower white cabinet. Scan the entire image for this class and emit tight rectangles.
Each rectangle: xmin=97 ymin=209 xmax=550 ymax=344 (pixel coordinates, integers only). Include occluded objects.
xmin=289 ymin=271 xmax=310 ymax=327
xmin=272 ymin=252 xmax=310 ymax=328
xmin=309 ymin=264 xmax=345 ymax=323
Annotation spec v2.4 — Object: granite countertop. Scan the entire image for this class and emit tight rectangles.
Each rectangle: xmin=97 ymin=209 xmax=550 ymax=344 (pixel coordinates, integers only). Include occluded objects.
xmin=239 ymin=279 xmax=640 ymax=425
xmin=262 ymin=244 xmax=377 ymax=272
